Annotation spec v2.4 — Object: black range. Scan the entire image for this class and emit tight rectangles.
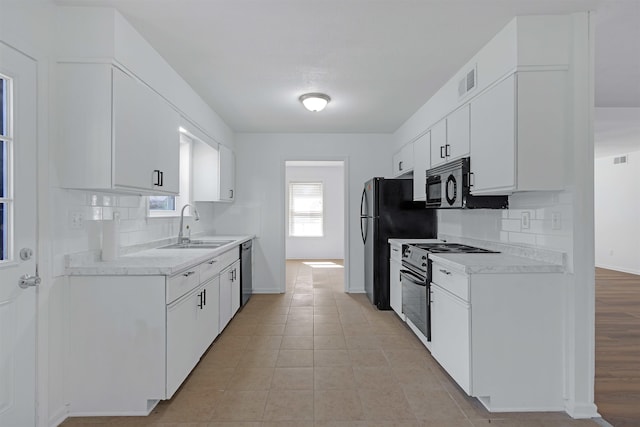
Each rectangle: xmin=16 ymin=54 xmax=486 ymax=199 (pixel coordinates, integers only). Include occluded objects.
xmin=400 ymin=242 xmax=498 ymax=340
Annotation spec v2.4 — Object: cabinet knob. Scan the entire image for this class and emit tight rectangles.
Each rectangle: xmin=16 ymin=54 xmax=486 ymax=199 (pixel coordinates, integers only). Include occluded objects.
xmin=208 ymin=259 xmax=217 ymax=265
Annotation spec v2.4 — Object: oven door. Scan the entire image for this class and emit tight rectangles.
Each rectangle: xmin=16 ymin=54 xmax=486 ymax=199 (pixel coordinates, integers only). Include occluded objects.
xmin=401 ymin=268 xmax=430 ymax=340
xmin=425 ymin=175 xmax=442 ymax=208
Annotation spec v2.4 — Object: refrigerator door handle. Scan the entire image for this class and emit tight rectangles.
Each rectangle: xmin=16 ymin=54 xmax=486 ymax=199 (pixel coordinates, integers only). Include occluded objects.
xmin=360 ymin=216 xmax=368 ymax=244
xmin=360 ymin=187 xmax=367 ymax=217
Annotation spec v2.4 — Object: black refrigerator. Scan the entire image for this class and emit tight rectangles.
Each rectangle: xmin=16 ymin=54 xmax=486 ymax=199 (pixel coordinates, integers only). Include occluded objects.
xmin=360 ymin=178 xmax=437 ymax=310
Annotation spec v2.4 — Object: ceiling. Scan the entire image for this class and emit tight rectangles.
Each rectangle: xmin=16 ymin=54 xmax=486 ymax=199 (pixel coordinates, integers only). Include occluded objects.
xmin=55 ymin=0 xmax=639 ymax=138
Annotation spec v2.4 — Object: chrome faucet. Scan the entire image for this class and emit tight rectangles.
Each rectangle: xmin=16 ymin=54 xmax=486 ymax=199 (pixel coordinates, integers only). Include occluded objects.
xmin=178 ymin=204 xmax=200 ymax=243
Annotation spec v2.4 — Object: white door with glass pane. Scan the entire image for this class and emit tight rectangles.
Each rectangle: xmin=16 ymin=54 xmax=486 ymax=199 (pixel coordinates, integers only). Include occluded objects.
xmin=0 ymin=43 xmax=38 ymax=427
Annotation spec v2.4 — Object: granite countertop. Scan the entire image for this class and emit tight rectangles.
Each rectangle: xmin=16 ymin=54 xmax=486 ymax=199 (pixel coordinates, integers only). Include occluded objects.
xmin=66 ymin=235 xmax=254 ymax=276
xmin=428 ymin=252 xmax=564 ymax=274
xmin=388 ymin=238 xmax=443 ymax=245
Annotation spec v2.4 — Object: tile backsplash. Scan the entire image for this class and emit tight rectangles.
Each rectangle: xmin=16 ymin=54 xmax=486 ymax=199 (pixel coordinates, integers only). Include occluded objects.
xmin=52 ymin=189 xmax=213 ymax=276
xmin=438 ymin=190 xmax=574 ymax=272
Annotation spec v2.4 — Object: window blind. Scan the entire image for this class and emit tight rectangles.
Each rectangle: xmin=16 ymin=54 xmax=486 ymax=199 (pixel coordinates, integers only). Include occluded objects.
xmin=289 ymin=182 xmax=323 ymax=237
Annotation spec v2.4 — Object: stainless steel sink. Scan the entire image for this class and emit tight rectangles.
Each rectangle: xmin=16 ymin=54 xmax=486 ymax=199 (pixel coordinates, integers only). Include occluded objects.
xmin=159 ymin=239 xmax=234 ymax=249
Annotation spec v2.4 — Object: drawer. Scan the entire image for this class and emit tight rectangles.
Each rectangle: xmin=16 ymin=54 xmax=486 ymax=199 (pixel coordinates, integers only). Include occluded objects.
xmin=166 ymin=265 xmax=201 ymax=304
xmin=200 ymin=247 xmax=240 ymax=283
xmin=390 ymin=244 xmax=402 ymax=262
xmin=431 ymin=264 xmax=469 ymax=301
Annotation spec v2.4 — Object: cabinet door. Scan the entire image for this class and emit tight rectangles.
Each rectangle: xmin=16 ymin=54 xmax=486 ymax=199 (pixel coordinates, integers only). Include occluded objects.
xmin=192 ymin=140 xmax=220 ymax=201
xmin=112 ymin=68 xmax=156 ymax=191
xmin=430 ymin=284 xmax=471 ymax=394
xmin=231 ymin=261 xmax=241 ymax=316
xmin=389 ymin=259 xmax=402 ymax=318
xmin=219 ymin=145 xmax=235 ymax=202
xmin=446 ymin=104 xmax=470 ymax=161
xmin=430 ymin=119 xmax=447 ymax=167
xmin=166 ymin=289 xmax=198 ymax=398
xmin=412 ymin=132 xmax=430 ymax=201
xmin=219 ymin=265 xmax=233 ymax=332
xmin=196 ymin=277 xmax=220 ymax=356
xmin=112 ymin=68 xmax=180 ymax=194
xmin=470 ymin=75 xmax=516 ymax=194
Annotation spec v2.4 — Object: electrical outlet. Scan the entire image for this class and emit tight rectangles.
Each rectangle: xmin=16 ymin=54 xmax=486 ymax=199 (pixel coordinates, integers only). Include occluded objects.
xmin=69 ymin=211 xmax=85 ymax=230
xmin=521 ymin=212 xmax=530 ymax=230
xmin=551 ymin=212 xmax=561 ymax=230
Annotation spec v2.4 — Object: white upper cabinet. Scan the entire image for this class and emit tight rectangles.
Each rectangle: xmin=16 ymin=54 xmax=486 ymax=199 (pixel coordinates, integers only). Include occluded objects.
xmin=470 ymin=71 xmax=566 ymax=195
xmin=192 ymin=140 xmax=220 ymax=202
xmin=218 ymin=145 xmax=236 ymax=202
xmin=446 ymin=104 xmax=470 ymax=162
xmin=412 ymin=131 xmax=431 ymax=201
xmin=392 ymin=143 xmax=414 ymax=177
xmin=430 ymin=105 xmax=470 ymax=168
xmin=58 ymin=63 xmax=180 ymax=195
xmin=430 ymin=119 xmax=447 ymax=167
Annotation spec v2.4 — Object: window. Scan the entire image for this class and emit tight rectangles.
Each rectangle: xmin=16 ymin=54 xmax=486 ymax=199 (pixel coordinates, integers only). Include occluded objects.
xmin=1 ymin=76 xmax=11 ymax=261
xmin=288 ymin=182 xmax=323 ymax=237
xmin=148 ymin=133 xmax=192 ymax=217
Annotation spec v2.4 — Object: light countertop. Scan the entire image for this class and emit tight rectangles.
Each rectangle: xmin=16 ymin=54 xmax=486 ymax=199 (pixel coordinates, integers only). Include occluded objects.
xmin=429 ymin=252 xmax=564 ymax=274
xmin=389 ymin=237 xmax=564 ymax=274
xmin=66 ymin=235 xmax=254 ymax=276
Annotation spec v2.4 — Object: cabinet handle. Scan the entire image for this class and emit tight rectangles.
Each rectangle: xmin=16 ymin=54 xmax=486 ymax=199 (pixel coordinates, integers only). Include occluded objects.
xmin=439 ymin=269 xmax=452 ymax=276
xmin=183 ymin=271 xmax=196 ymax=277
xmin=229 ymin=189 xmax=234 ymax=199
xmin=208 ymin=259 xmax=217 ymax=265
xmin=445 ymin=144 xmax=451 ymax=157
xmin=468 ymin=172 xmax=475 ymax=187
xmin=229 ymin=270 xmax=234 ymax=281
xmin=159 ymin=171 xmax=164 ymax=187
xmin=203 ymin=288 xmax=206 ymax=306
xmin=440 ymin=146 xmax=445 ymax=159
xmin=392 ymin=248 xmax=399 ymax=252
xmin=153 ymin=169 xmax=161 ymax=186
xmin=399 ymin=161 xmax=403 ymax=171
xmin=197 ymin=292 xmax=204 ymax=309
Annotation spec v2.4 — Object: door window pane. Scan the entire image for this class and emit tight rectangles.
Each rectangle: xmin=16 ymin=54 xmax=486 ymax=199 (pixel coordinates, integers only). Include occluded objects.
xmin=0 ymin=140 xmax=5 ymax=198
xmin=149 ymin=196 xmax=176 ymax=211
xmin=0 ymin=78 xmax=5 ymax=136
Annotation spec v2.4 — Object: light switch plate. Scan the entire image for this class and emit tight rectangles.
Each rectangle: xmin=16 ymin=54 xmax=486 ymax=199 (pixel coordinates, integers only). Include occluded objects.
xmin=69 ymin=211 xmax=85 ymax=230
xmin=551 ymin=212 xmax=561 ymax=230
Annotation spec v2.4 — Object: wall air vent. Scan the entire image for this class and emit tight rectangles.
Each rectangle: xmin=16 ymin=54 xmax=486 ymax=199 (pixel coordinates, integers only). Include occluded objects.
xmin=613 ymin=155 xmax=628 ymax=165
xmin=466 ymin=68 xmax=476 ymax=92
xmin=458 ymin=66 xmax=477 ymax=99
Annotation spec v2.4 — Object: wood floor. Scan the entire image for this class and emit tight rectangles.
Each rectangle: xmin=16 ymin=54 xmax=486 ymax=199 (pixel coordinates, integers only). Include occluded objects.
xmin=595 ymin=267 xmax=640 ymax=427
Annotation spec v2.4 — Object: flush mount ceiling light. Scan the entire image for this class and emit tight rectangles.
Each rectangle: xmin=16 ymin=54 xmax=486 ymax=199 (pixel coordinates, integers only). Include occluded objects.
xmin=299 ymin=93 xmax=331 ymax=112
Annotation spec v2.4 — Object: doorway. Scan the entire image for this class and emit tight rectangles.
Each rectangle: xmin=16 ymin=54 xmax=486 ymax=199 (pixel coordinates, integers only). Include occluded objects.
xmin=284 ymin=160 xmax=347 ymax=295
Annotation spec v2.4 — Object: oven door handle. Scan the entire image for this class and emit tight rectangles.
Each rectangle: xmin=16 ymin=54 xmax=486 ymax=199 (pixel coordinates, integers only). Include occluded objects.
xmin=400 ymin=270 xmax=426 ymax=286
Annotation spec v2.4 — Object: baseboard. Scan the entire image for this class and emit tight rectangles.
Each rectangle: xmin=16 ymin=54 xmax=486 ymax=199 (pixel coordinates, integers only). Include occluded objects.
xmin=48 ymin=405 xmax=68 ymax=427
xmin=564 ymin=400 xmax=600 ymax=419
xmin=251 ymin=288 xmax=285 ymax=294
xmin=595 ymin=263 xmax=640 ymax=276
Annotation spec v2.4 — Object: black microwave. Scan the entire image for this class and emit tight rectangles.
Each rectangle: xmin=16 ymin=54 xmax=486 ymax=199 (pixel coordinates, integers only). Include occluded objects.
xmin=425 ymin=157 xmax=508 ymax=209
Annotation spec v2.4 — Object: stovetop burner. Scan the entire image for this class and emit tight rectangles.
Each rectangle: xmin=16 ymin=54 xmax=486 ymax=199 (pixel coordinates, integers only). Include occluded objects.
xmin=411 ymin=243 xmax=499 ymax=254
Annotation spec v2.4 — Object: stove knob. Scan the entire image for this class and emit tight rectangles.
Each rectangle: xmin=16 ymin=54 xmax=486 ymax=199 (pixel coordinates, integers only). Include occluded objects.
xmin=422 ymin=262 xmax=427 ymax=267
xmin=421 ymin=256 xmax=427 ymax=260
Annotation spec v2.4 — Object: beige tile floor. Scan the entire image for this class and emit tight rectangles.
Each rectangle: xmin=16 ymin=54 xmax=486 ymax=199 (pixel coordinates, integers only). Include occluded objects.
xmin=62 ymin=260 xmax=604 ymax=427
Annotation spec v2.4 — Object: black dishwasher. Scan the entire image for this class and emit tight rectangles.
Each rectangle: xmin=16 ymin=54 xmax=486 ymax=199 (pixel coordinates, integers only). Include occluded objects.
xmin=240 ymin=240 xmax=252 ymax=306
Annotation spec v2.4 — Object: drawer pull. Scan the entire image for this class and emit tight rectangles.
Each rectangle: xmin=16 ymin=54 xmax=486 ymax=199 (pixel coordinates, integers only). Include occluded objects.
xmin=207 ymin=260 xmax=217 ymax=265
xmin=439 ymin=269 xmax=452 ymax=276
xmin=183 ymin=271 xmax=196 ymax=277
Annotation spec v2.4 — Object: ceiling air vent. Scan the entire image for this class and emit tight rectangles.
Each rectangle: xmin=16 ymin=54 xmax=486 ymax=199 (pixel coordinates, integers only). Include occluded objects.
xmin=613 ymin=155 xmax=628 ymax=165
xmin=458 ymin=66 xmax=477 ymax=99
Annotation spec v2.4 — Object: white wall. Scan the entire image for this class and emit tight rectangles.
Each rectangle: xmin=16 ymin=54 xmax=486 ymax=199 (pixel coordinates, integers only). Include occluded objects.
xmin=285 ymin=164 xmax=345 ymax=259
xmin=595 ymin=150 xmax=640 ymax=274
xmin=207 ymin=133 xmax=392 ymax=293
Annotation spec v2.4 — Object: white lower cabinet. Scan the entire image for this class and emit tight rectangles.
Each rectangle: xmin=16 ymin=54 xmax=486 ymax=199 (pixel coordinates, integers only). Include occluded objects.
xmin=219 ymin=260 xmax=241 ymax=333
xmin=430 ymin=284 xmax=471 ymax=393
xmin=428 ymin=261 xmax=564 ymax=412
xmin=389 ymin=243 xmax=403 ymax=318
xmin=67 ymin=246 xmax=241 ymax=415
